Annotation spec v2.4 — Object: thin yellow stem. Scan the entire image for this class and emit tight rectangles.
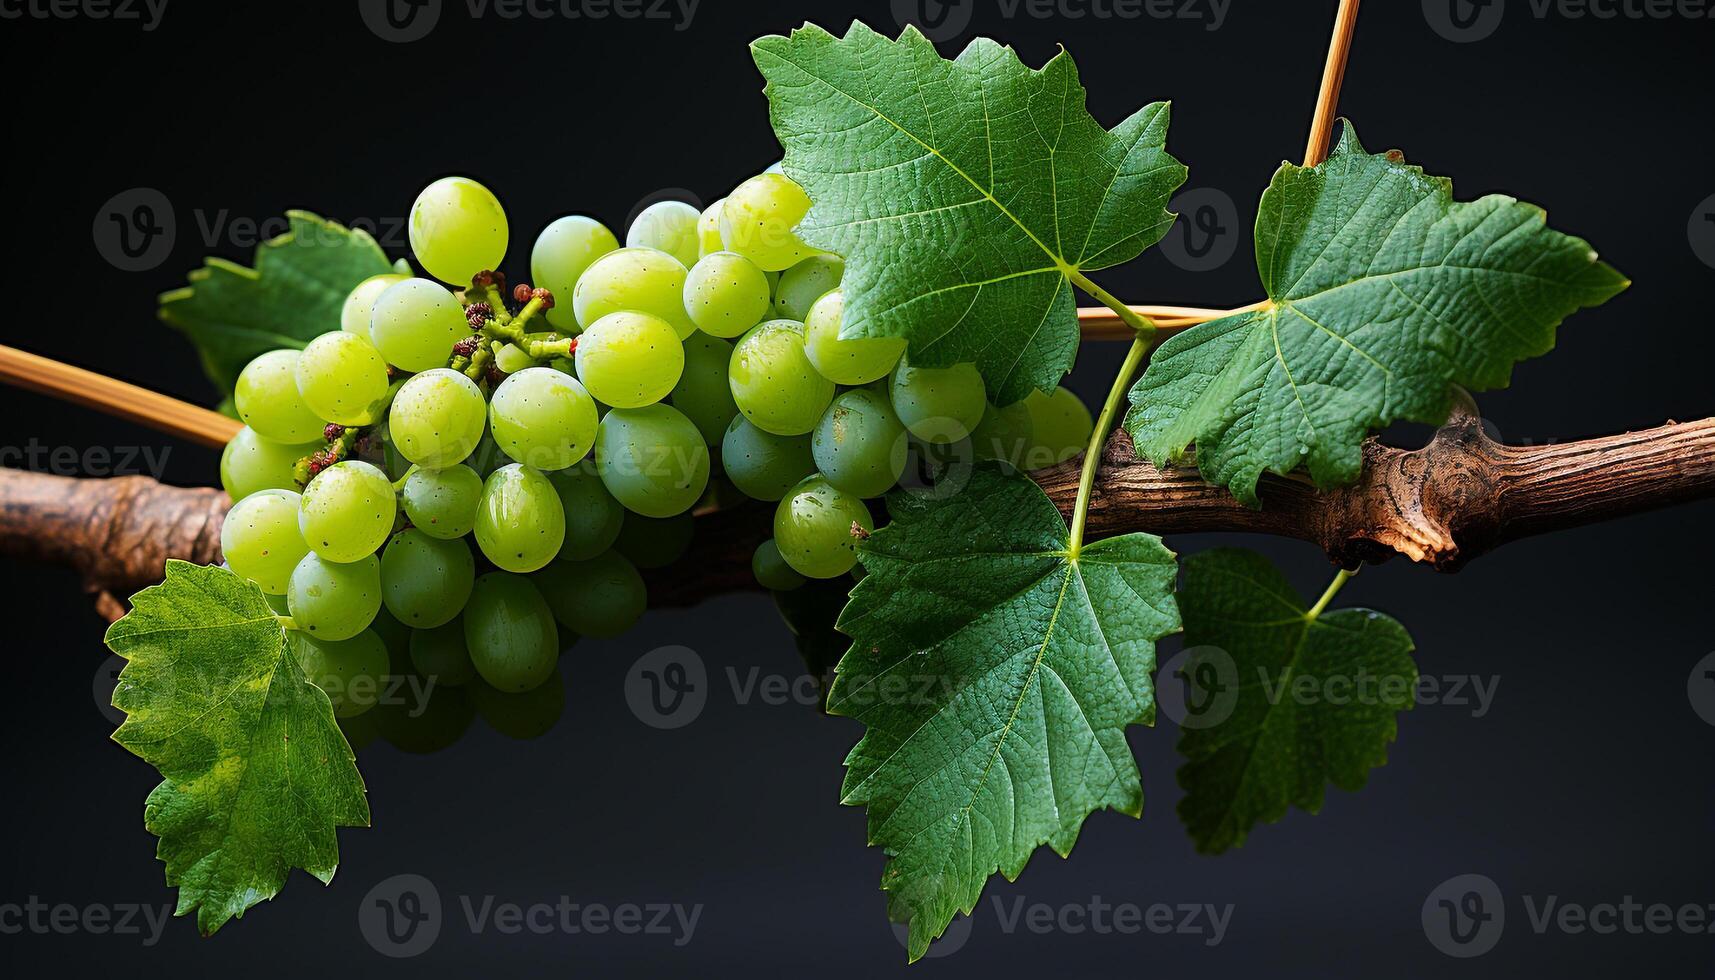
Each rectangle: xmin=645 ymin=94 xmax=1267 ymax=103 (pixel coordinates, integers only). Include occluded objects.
xmin=1305 ymin=567 xmax=1358 ymax=622
xmin=1067 ymin=333 xmax=1150 ymax=558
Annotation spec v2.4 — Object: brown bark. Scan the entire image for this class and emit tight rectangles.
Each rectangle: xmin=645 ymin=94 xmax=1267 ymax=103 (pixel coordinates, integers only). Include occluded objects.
xmin=3 ymin=410 xmax=1713 ymax=621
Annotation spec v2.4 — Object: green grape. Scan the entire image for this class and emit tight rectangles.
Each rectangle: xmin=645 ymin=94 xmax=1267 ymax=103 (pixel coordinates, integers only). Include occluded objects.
xmin=533 ymin=551 xmax=646 ymax=639
xmin=890 ymin=359 xmax=987 ymax=444
xmin=221 ymin=488 xmax=310 ymax=594
xmin=626 ymin=200 xmax=702 ymax=269
xmin=612 ymin=512 xmax=692 ymax=569
xmin=1023 ymin=386 xmax=1094 ymax=469
xmin=220 ymin=427 xmax=318 ymax=502
xmin=341 ymin=273 xmax=409 ymax=345
xmin=388 ymin=368 xmax=486 ymax=468
xmin=752 ymin=539 xmax=807 ymax=592
xmin=773 ymin=254 xmax=845 ymax=322
xmin=720 ymin=415 xmax=814 ymax=501
xmin=376 ymin=684 xmax=475 ymax=754
xmin=812 ymin=388 xmax=909 ymax=498
xmin=471 ymin=671 xmax=566 ymax=740
xmin=669 ymin=333 xmax=738 ymax=443
xmin=401 ymin=464 xmax=482 ymax=539
xmin=369 ymin=278 xmax=469 ymax=372
xmin=803 ymin=290 xmax=905 ymax=386
xmin=971 ymin=399 xmax=1037 ymax=470
xmin=263 ymin=591 xmax=292 ymax=615
xmin=409 ymin=619 xmax=477 ymax=687
xmin=573 ymin=311 xmax=685 ymax=409
xmin=296 ymin=331 xmax=391 ymax=426
xmin=298 ymin=460 xmax=397 ymax=563
xmin=488 ymin=367 xmax=599 ymax=471
xmin=774 ymin=476 xmax=874 ymax=579
xmin=464 ymin=573 xmax=559 ymax=693
xmin=493 ymin=342 xmax=536 ymax=375
xmin=571 ymin=246 xmax=696 ymax=339
xmin=729 ymin=319 xmax=834 ymax=436
xmin=368 ymin=605 xmax=412 ymax=662
xmin=235 ymin=349 xmax=325 ymax=443
xmin=720 ymin=173 xmax=817 ymax=271
xmin=697 ymin=199 xmax=726 ymax=258
xmin=295 ymin=630 xmax=390 ymax=718
xmin=531 ymin=215 xmax=619 ymax=332
xmin=474 ymin=463 xmax=565 ymax=573
xmin=548 ymin=463 xmax=625 ymax=562
xmin=288 ymin=552 xmax=383 ymax=641
xmin=410 ymin=175 xmax=509 ymax=286
xmin=683 ymin=251 xmax=772 ymax=338
xmin=594 ymin=404 xmax=710 ymax=518
xmin=380 ymin=529 xmax=475 ymax=629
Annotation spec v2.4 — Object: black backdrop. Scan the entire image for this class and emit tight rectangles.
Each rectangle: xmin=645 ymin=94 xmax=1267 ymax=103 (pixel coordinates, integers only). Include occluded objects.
xmin=1 ymin=1 xmax=1712 ymax=976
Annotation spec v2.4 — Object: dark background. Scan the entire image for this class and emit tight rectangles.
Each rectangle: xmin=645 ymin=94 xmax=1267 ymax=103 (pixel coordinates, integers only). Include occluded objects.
xmin=2 ymin=0 xmax=1711 ymax=975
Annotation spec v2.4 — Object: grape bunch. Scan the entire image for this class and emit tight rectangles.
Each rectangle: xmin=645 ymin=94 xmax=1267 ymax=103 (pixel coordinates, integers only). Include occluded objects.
xmin=217 ymin=168 xmax=1094 ymax=718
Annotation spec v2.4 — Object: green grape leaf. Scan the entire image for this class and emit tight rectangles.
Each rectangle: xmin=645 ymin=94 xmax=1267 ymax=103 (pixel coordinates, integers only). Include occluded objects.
xmin=105 ymin=561 xmax=370 ymax=936
xmin=833 ymin=468 xmax=1180 ymax=961
xmin=1126 ymin=125 xmax=1628 ymax=504
xmin=158 ymin=210 xmax=400 ymax=395
xmin=1174 ymin=549 xmax=1415 ymax=854
xmin=753 ymin=22 xmax=1186 ymax=404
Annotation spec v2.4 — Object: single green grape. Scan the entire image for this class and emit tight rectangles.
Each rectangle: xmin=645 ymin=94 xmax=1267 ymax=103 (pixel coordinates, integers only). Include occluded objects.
xmin=296 ymin=332 xmax=391 ymax=426
xmin=773 ymin=254 xmax=844 ymax=322
xmin=380 ymin=529 xmax=475 ymax=629
xmin=774 ymin=476 xmax=874 ymax=579
xmin=295 ymin=630 xmax=391 ymax=718
xmin=388 ymin=368 xmax=487 ymax=468
xmin=298 ymin=460 xmax=397 ymax=563
xmin=409 ymin=619 xmax=477 ymax=687
xmin=803 ymin=290 xmax=906 ymax=386
xmin=683 ymin=251 xmax=772 ymax=338
xmin=720 ymin=173 xmax=817 ymax=271
xmin=669 ymin=333 xmax=738 ymax=444
xmin=220 ymin=427 xmax=318 ymax=502
xmin=548 ymin=463 xmax=625 ymax=562
xmin=890 ymin=359 xmax=987 ymax=444
xmin=474 ymin=463 xmax=565 ymax=573
xmin=626 ymin=200 xmax=702 ymax=269
xmin=235 ymin=349 xmax=325 ymax=443
xmin=531 ymin=215 xmax=619 ymax=332
xmin=594 ymin=404 xmax=711 ymax=518
xmin=696 ymin=199 xmax=726 ymax=258
xmin=288 ymin=552 xmax=383 ymax=641
xmin=221 ymin=488 xmax=310 ymax=594
xmin=571 ymin=246 xmax=696 ymax=338
xmin=410 ymin=175 xmax=509 ymax=286
xmin=812 ymin=388 xmax=909 ymax=498
xmin=464 ymin=572 xmax=559 ymax=693
xmin=341 ymin=273 xmax=409 ymax=345
xmin=471 ymin=670 xmax=566 ymax=741
xmin=573 ymin=311 xmax=685 ymax=409
xmin=971 ymin=399 xmax=1037 ymax=471
xmin=752 ymin=539 xmax=807 ymax=592
xmin=612 ymin=512 xmax=693 ymax=569
xmin=720 ymin=415 xmax=815 ymax=501
xmin=729 ymin=318 xmax=834 ymax=436
xmin=492 ymin=343 xmax=535 ymax=375
xmin=1023 ymin=386 xmax=1094 ymax=469
xmin=369 ymin=278 xmax=469 ymax=372
xmin=401 ymin=464 xmax=483 ymax=539
xmin=489 ymin=367 xmax=599 ymax=471
xmin=368 ymin=605 xmax=412 ymax=662
xmin=533 ymin=551 xmax=646 ymax=639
